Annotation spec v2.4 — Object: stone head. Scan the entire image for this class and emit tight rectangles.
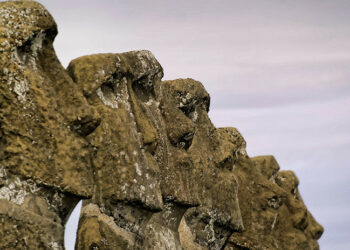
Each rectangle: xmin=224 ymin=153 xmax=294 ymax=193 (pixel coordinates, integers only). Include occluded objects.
xmin=226 ymin=155 xmax=323 ymax=249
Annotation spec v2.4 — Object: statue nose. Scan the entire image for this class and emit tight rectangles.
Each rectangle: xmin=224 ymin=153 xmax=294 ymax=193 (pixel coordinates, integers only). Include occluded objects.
xmin=311 ymin=225 xmax=324 ymax=240
xmin=307 ymin=211 xmax=324 ymax=240
xmin=128 ymin=80 xmax=159 ymax=155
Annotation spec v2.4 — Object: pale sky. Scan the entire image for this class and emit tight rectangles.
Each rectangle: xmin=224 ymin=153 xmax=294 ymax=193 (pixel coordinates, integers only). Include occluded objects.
xmin=17 ymin=0 xmax=350 ymax=249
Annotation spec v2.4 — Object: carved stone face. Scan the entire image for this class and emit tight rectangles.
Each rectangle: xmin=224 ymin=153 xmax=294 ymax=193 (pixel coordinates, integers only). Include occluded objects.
xmin=226 ymin=156 xmax=324 ymax=250
xmin=275 ymin=170 xmax=324 ymax=248
xmin=67 ymin=51 xmax=164 ymax=210
xmin=0 ymin=1 xmax=100 ymax=248
xmin=156 ymin=79 xmax=244 ymax=248
xmin=68 ymin=51 xmax=172 ymax=249
xmin=0 ymin=0 xmax=99 ymax=198
xmin=156 ymin=79 xmax=243 ymax=209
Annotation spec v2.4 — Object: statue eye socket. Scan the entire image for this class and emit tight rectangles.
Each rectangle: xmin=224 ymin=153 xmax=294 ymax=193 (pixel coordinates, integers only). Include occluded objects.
xmin=132 ymin=75 xmax=155 ymax=102
xmin=175 ymin=91 xmax=210 ymax=121
xmin=16 ymin=31 xmax=46 ymax=66
xmin=176 ymin=132 xmax=194 ymax=150
xmin=100 ymin=80 xmax=115 ymax=94
xmin=176 ymin=92 xmax=198 ymax=120
xmin=218 ymin=156 xmax=235 ymax=171
xmin=267 ymin=195 xmax=282 ymax=209
xmin=179 ymin=104 xmax=195 ymax=117
xmin=16 ymin=37 xmax=33 ymax=64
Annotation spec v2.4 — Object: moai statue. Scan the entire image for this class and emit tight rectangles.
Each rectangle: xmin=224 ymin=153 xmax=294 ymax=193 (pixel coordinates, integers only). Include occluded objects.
xmin=0 ymin=1 xmax=100 ymax=249
xmin=224 ymin=155 xmax=323 ymax=250
xmin=67 ymin=51 xmax=165 ymax=249
xmin=157 ymin=79 xmax=244 ymax=249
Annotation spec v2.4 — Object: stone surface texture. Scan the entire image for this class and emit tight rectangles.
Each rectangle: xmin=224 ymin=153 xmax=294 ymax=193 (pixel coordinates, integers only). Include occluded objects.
xmin=0 ymin=1 xmax=323 ymax=249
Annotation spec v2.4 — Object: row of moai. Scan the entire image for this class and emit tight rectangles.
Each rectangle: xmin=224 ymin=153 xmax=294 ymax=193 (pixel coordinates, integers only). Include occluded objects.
xmin=0 ymin=1 xmax=323 ymax=249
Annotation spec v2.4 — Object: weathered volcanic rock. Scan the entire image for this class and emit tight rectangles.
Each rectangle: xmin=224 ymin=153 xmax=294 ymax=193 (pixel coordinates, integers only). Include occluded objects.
xmin=157 ymin=79 xmax=244 ymax=249
xmin=68 ymin=56 xmax=243 ymax=249
xmin=0 ymin=1 xmax=99 ymax=249
xmin=68 ymin=51 xmax=168 ymax=249
xmin=0 ymin=1 xmax=323 ymax=250
xmin=67 ymin=51 xmax=164 ymax=210
xmin=224 ymin=155 xmax=324 ymax=250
